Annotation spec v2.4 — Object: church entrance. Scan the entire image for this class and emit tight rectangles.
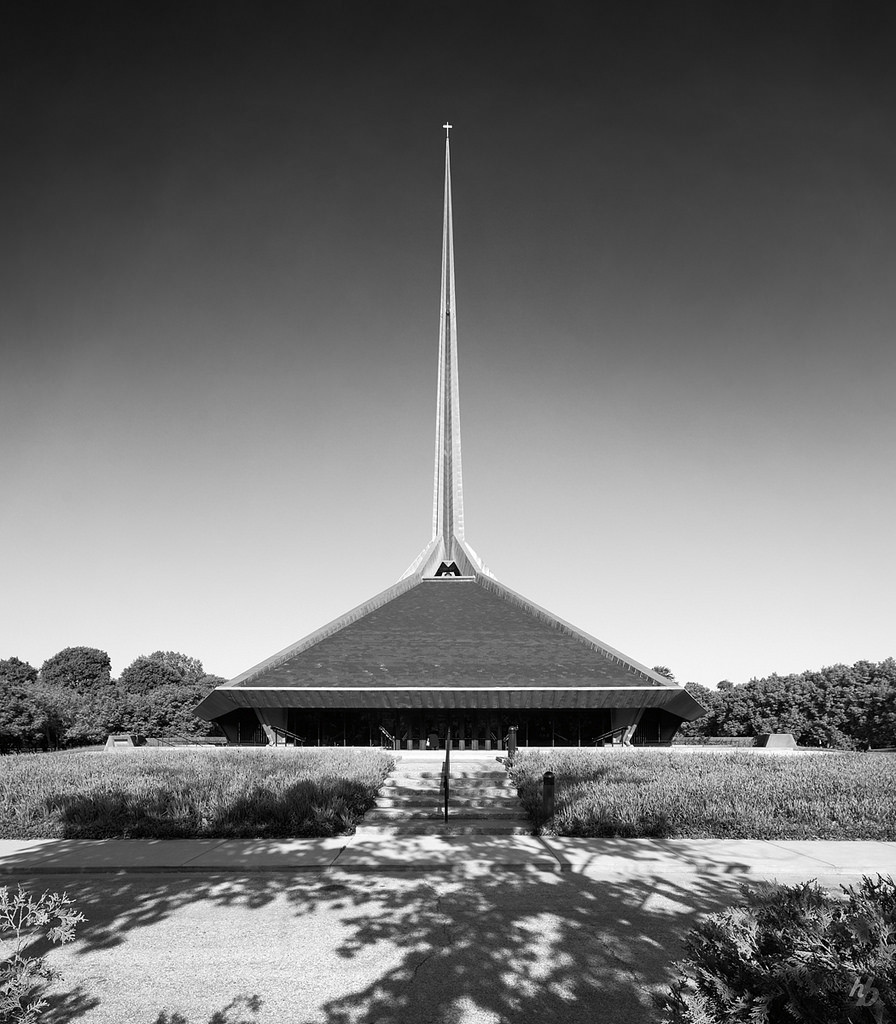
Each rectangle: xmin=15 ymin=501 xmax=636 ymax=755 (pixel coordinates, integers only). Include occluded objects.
xmin=282 ymin=709 xmax=615 ymax=748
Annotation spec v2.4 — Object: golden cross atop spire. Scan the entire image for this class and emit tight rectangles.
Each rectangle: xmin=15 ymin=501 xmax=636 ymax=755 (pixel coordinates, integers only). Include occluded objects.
xmin=443 ymin=122 xmax=452 ymax=137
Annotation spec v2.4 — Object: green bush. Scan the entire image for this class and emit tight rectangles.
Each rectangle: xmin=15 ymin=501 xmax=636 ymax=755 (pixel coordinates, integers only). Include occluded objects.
xmin=509 ymin=750 xmax=896 ymax=840
xmin=1 ymin=885 xmax=84 ymax=1024
xmin=660 ymin=875 xmax=896 ymax=1023
xmin=0 ymin=749 xmax=395 ymax=839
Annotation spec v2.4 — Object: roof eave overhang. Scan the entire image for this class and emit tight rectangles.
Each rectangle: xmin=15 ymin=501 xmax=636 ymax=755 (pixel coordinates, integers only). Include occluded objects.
xmin=195 ymin=685 xmax=694 ymax=719
xmin=664 ymin=688 xmax=707 ymax=722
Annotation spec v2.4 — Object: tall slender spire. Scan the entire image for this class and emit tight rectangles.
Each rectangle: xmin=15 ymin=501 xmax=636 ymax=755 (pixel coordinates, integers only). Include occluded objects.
xmin=432 ymin=128 xmax=464 ymax=545
xmin=401 ymin=127 xmax=490 ymax=580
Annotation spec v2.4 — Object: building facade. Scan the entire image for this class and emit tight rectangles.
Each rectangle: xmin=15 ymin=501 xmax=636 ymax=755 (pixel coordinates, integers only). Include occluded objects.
xmin=195 ymin=130 xmax=705 ymax=747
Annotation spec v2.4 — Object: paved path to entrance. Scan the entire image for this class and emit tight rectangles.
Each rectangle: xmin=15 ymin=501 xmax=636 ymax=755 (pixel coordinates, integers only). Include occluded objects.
xmin=1 ymin=838 xmax=893 ymax=1024
xmin=1 ymin=835 xmax=893 ymax=877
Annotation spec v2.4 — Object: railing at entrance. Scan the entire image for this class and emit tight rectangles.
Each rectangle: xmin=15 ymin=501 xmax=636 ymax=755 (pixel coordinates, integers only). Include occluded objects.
xmin=379 ymin=725 xmax=397 ymax=750
xmin=389 ymin=733 xmax=512 ymax=751
xmin=269 ymin=725 xmax=306 ymax=746
xmin=591 ymin=725 xmax=633 ymax=747
xmin=440 ymin=728 xmax=451 ymax=823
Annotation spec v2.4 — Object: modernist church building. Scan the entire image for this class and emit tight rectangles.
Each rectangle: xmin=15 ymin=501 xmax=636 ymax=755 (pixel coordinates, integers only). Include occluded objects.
xmin=195 ymin=130 xmax=705 ymax=748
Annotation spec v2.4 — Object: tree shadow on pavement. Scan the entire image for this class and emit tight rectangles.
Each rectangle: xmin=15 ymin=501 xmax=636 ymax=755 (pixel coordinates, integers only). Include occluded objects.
xmin=14 ymin=858 xmax=775 ymax=1024
xmin=42 ymin=983 xmax=101 ymax=1023
xmin=151 ymin=995 xmax=263 ymax=1024
xmin=312 ymin=871 xmax=747 ymax=1024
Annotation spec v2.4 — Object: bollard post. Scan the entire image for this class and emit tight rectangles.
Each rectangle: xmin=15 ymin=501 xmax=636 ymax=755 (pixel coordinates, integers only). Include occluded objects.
xmin=507 ymin=725 xmax=518 ymax=760
xmin=542 ymin=770 xmax=555 ymax=820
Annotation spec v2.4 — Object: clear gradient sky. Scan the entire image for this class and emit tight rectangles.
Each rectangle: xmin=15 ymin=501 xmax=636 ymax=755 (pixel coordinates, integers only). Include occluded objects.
xmin=3 ymin=2 xmax=894 ymax=687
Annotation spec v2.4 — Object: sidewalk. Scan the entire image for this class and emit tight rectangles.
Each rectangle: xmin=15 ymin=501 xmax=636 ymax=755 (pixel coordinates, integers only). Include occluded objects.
xmin=1 ymin=835 xmax=893 ymax=878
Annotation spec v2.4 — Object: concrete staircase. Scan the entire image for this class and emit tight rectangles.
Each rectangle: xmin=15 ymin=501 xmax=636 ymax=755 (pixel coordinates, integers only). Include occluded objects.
xmin=356 ymin=752 xmax=531 ymax=836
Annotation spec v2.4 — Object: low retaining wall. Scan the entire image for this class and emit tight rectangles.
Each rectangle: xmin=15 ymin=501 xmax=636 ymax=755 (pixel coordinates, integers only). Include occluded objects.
xmin=674 ymin=736 xmax=756 ymax=747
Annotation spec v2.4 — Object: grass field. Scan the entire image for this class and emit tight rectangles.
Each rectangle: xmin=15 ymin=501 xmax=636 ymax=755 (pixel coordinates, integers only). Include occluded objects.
xmin=509 ymin=749 xmax=896 ymax=840
xmin=0 ymin=748 xmax=395 ymax=839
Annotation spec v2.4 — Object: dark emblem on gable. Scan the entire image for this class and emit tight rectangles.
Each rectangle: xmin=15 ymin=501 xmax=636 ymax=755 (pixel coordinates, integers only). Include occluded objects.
xmin=434 ymin=561 xmax=462 ymax=577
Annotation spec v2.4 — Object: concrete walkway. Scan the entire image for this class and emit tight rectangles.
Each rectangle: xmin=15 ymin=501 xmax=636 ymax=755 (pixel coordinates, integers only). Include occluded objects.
xmin=4 ymin=838 xmax=893 ymax=1024
xmin=1 ymin=835 xmax=893 ymax=879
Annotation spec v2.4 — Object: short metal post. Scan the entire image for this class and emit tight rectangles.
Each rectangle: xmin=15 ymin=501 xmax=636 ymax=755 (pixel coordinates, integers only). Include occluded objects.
xmin=542 ymin=770 xmax=555 ymax=820
xmin=508 ymin=725 xmax=518 ymax=759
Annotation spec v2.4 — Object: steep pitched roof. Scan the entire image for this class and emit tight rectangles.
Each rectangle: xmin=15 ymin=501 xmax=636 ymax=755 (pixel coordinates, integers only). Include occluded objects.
xmin=195 ymin=575 xmax=703 ymax=719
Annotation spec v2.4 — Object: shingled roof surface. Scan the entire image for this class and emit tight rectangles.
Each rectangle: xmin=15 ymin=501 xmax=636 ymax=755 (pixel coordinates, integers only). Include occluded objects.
xmin=235 ymin=578 xmax=656 ymax=690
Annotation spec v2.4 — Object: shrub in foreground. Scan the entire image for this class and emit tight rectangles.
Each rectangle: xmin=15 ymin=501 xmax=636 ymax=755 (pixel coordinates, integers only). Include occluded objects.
xmin=1 ymin=885 xmax=84 ymax=1024
xmin=509 ymin=749 xmax=896 ymax=840
xmin=660 ymin=875 xmax=896 ymax=1023
xmin=0 ymin=749 xmax=395 ymax=839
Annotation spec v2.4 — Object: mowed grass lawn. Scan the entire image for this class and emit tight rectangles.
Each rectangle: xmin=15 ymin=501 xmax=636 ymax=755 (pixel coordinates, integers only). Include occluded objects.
xmin=0 ymin=748 xmax=395 ymax=839
xmin=510 ymin=749 xmax=896 ymax=840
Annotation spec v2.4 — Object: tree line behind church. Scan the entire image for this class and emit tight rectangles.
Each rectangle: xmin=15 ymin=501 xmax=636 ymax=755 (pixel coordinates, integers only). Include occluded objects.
xmin=1 ymin=650 xmax=894 ymax=751
xmin=677 ymin=660 xmax=896 ymax=749
xmin=0 ymin=648 xmax=223 ymax=750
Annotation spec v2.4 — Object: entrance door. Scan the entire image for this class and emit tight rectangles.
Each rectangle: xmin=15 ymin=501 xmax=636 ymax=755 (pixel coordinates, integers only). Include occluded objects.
xmin=320 ymin=711 xmax=345 ymax=746
xmin=579 ymin=710 xmax=613 ymax=745
xmin=554 ymin=711 xmax=579 ymax=746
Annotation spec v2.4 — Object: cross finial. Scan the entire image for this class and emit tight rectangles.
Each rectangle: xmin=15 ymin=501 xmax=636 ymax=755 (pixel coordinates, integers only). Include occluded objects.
xmin=443 ymin=122 xmax=452 ymax=138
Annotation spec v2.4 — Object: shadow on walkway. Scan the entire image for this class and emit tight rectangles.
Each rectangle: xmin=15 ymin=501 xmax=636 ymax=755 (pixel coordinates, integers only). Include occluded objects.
xmin=12 ymin=856 xmax=786 ymax=1024
xmin=150 ymin=995 xmax=264 ymax=1024
xmin=43 ymin=983 xmax=101 ymax=1023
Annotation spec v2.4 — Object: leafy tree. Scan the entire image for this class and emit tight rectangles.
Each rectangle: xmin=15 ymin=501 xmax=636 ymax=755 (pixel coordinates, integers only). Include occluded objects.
xmin=40 ymin=647 xmax=111 ymax=690
xmin=32 ymin=648 xmax=115 ymax=748
xmin=802 ymin=661 xmax=896 ymax=749
xmin=652 ymin=665 xmax=676 ymax=681
xmin=144 ymin=651 xmax=206 ymax=684
xmin=699 ymin=660 xmax=896 ymax=748
xmin=0 ymin=658 xmax=47 ymax=749
xmin=119 ymin=657 xmax=183 ymax=695
xmin=40 ymin=686 xmax=140 ymax=747
xmin=1 ymin=648 xmax=222 ymax=747
xmin=119 ymin=653 xmax=223 ymax=736
xmin=0 ymin=675 xmax=48 ymax=750
xmin=127 ymin=684 xmax=211 ymax=737
xmin=0 ymin=657 xmax=38 ymax=687
xmin=120 ymin=651 xmax=216 ymax=695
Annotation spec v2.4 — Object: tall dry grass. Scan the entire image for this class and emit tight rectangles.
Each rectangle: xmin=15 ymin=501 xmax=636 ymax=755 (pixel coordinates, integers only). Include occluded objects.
xmin=510 ymin=749 xmax=896 ymax=839
xmin=0 ymin=748 xmax=394 ymax=839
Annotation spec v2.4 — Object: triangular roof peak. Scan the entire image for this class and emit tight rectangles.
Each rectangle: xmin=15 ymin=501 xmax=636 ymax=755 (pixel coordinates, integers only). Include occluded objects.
xmin=193 ymin=572 xmax=697 ymax=721
xmin=403 ymin=127 xmax=491 ymax=580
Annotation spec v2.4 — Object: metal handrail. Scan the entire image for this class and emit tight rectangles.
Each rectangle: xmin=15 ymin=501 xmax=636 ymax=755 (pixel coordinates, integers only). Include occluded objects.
xmin=591 ymin=725 xmax=632 ymax=747
xmin=379 ymin=725 xmax=397 ymax=750
xmin=269 ymin=725 xmax=306 ymax=746
xmin=440 ymin=728 xmax=451 ymax=823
